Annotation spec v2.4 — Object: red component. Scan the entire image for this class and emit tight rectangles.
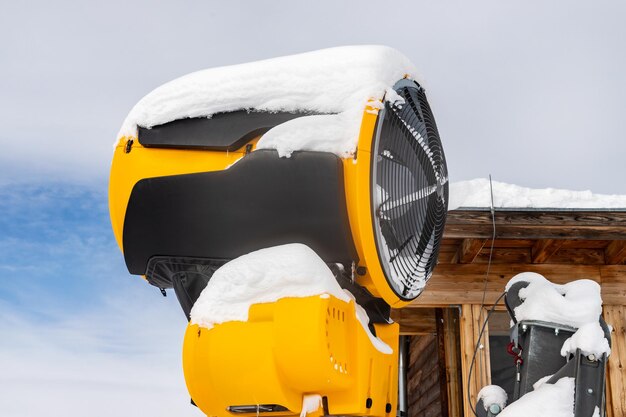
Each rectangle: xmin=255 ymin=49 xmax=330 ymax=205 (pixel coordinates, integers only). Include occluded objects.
xmin=506 ymin=341 xmax=523 ymax=365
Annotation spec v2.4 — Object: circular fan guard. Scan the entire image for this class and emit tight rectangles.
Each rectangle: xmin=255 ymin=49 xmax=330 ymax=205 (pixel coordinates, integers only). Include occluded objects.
xmin=371 ymin=80 xmax=448 ymax=301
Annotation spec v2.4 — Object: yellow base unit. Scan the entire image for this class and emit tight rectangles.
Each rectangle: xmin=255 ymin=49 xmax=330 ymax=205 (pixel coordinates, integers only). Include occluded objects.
xmin=183 ymin=295 xmax=399 ymax=417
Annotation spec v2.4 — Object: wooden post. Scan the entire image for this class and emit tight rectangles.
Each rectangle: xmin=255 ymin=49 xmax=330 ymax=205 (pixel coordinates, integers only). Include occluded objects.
xmin=604 ymin=305 xmax=625 ymax=417
xmin=436 ymin=309 xmax=450 ymax=417
xmin=460 ymin=304 xmax=491 ymax=417
xmin=439 ymin=308 xmax=463 ymax=417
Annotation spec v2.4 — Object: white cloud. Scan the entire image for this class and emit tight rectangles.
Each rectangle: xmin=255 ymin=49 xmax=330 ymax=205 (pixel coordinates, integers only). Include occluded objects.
xmin=1 ymin=0 xmax=626 ymax=193
xmin=0 ymin=289 xmax=204 ymax=417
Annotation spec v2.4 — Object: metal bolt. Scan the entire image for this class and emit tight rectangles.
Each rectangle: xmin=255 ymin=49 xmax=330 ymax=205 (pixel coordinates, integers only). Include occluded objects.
xmin=588 ymin=354 xmax=596 ymax=361
xmin=587 ymin=388 xmax=593 ymax=394
xmin=522 ymin=324 xmax=528 ymax=332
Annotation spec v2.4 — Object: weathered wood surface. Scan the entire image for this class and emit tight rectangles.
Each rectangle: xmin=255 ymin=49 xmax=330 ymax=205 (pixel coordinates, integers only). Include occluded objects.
xmin=531 ymin=239 xmax=563 ymax=263
xmin=408 ymin=334 xmax=443 ymax=417
xmin=411 ymin=264 xmax=625 ymax=306
xmin=459 ymin=305 xmax=491 ymax=417
xmin=605 ymin=240 xmax=626 ymax=264
xmin=440 ymin=308 xmax=462 ymax=417
xmin=458 ymin=239 xmax=487 ymax=264
xmin=604 ymin=306 xmax=626 ymax=417
xmin=444 ymin=210 xmax=626 ymax=240
xmin=436 ymin=310 xmax=450 ymax=417
xmin=391 ymin=308 xmax=436 ymax=335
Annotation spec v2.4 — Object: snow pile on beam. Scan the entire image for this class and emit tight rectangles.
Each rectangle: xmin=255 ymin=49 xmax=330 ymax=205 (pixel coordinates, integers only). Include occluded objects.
xmin=189 ymin=243 xmax=392 ymax=353
xmin=449 ymin=179 xmax=626 ymax=210
xmin=117 ymin=46 xmax=418 ymax=157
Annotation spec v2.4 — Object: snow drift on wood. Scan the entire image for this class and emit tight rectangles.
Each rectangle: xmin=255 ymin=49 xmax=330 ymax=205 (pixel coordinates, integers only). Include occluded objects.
xmin=117 ymin=46 xmax=418 ymax=157
xmin=449 ymin=179 xmax=626 ymax=210
xmin=189 ymin=243 xmax=392 ymax=353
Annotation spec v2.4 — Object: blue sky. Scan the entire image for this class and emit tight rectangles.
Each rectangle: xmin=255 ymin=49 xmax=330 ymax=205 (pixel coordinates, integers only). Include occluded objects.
xmin=1 ymin=1 xmax=626 ymax=416
xmin=0 ymin=182 xmax=202 ymax=416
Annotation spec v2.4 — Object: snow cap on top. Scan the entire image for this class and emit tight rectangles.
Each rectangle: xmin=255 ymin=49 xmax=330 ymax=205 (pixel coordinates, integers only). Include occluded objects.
xmin=117 ymin=46 xmax=419 ymax=157
xmin=449 ymin=179 xmax=626 ymax=210
xmin=506 ymin=272 xmax=602 ymax=329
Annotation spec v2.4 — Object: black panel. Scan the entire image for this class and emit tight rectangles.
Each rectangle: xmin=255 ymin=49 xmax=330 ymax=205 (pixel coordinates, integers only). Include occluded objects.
xmin=123 ymin=150 xmax=358 ymax=280
xmin=138 ymin=111 xmax=313 ymax=151
xmin=516 ymin=322 xmax=574 ymax=397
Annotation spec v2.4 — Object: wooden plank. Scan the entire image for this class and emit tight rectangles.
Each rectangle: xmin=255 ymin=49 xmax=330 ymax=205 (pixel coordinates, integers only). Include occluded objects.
xmin=531 ymin=239 xmax=563 ymax=263
xmin=409 ymin=334 xmax=436 ymax=369
xmin=391 ymin=308 xmax=437 ymax=335
xmin=599 ymin=266 xmax=626 ymax=306
xmin=604 ymin=306 xmax=625 ymax=417
xmin=445 ymin=224 xmax=626 ymax=240
xmin=605 ymin=240 xmax=626 ymax=264
xmin=435 ymin=309 xmax=450 ymax=417
xmin=487 ymin=239 xmax=535 ymax=248
xmin=413 ymin=263 xmax=605 ymax=307
xmin=446 ymin=210 xmax=626 ymax=227
xmin=475 ymin=247 xmax=531 ymax=264
xmin=442 ymin=308 xmax=463 ymax=417
xmin=460 ymin=305 xmax=491 ymax=417
xmin=560 ymin=239 xmax=611 ymax=249
xmin=458 ymin=239 xmax=487 ymax=264
xmin=438 ymin=244 xmax=460 ymax=264
xmin=548 ymin=248 xmax=606 ymax=265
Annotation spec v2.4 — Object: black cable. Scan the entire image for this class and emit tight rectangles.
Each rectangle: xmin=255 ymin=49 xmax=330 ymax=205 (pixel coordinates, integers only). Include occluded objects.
xmin=466 ymin=291 xmax=507 ymax=417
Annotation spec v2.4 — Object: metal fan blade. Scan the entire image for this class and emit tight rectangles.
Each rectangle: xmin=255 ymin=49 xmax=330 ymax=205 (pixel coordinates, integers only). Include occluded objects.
xmin=379 ymin=176 xmax=448 ymax=213
xmin=388 ymin=105 xmax=440 ymax=183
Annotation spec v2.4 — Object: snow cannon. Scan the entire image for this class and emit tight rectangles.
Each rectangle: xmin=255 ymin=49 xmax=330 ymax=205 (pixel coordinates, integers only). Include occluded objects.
xmin=109 ymin=47 xmax=448 ymax=417
xmin=184 ymin=293 xmax=399 ymax=417
xmin=485 ymin=275 xmax=612 ymax=417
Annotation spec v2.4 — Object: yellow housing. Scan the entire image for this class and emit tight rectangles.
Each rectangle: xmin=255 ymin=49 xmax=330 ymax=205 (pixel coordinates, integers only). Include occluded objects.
xmin=109 ymin=103 xmax=408 ymax=307
xmin=183 ymin=295 xmax=399 ymax=417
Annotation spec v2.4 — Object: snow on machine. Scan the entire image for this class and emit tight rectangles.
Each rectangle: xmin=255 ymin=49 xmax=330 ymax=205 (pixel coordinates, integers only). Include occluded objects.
xmin=109 ymin=46 xmax=448 ymax=417
xmin=110 ymin=46 xmax=611 ymax=417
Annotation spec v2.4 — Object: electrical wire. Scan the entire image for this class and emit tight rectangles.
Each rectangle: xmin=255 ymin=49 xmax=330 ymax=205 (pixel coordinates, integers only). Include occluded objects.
xmin=468 ymin=174 xmax=498 ymax=417
xmin=467 ymin=291 xmax=507 ymax=417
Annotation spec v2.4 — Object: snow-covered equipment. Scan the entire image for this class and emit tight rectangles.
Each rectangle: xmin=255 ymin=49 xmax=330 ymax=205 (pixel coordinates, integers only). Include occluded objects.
xmin=109 ymin=46 xmax=448 ymax=417
xmin=474 ymin=274 xmax=611 ymax=417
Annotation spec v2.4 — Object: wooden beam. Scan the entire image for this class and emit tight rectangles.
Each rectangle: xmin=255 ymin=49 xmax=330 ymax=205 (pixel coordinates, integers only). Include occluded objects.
xmin=435 ymin=309 xmax=450 ymax=417
xmin=444 ymin=210 xmax=626 ymax=240
xmin=605 ymin=240 xmax=626 ymax=264
xmin=604 ymin=306 xmax=626 ymax=417
xmin=531 ymin=239 xmax=563 ymax=263
xmin=474 ymin=248 xmax=531 ymax=264
xmin=440 ymin=308 xmax=462 ymax=417
xmin=600 ymin=266 xmax=626 ymax=306
xmin=457 ymin=239 xmax=487 ymax=264
xmin=391 ymin=308 xmax=437 ymax=335
xmin=411 ymin=263 xmax=626 ymax=307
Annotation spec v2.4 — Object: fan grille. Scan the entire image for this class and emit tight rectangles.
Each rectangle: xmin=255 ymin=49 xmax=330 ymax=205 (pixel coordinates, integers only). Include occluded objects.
xmin=371 ymin=80 xmax=448 ymax=300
